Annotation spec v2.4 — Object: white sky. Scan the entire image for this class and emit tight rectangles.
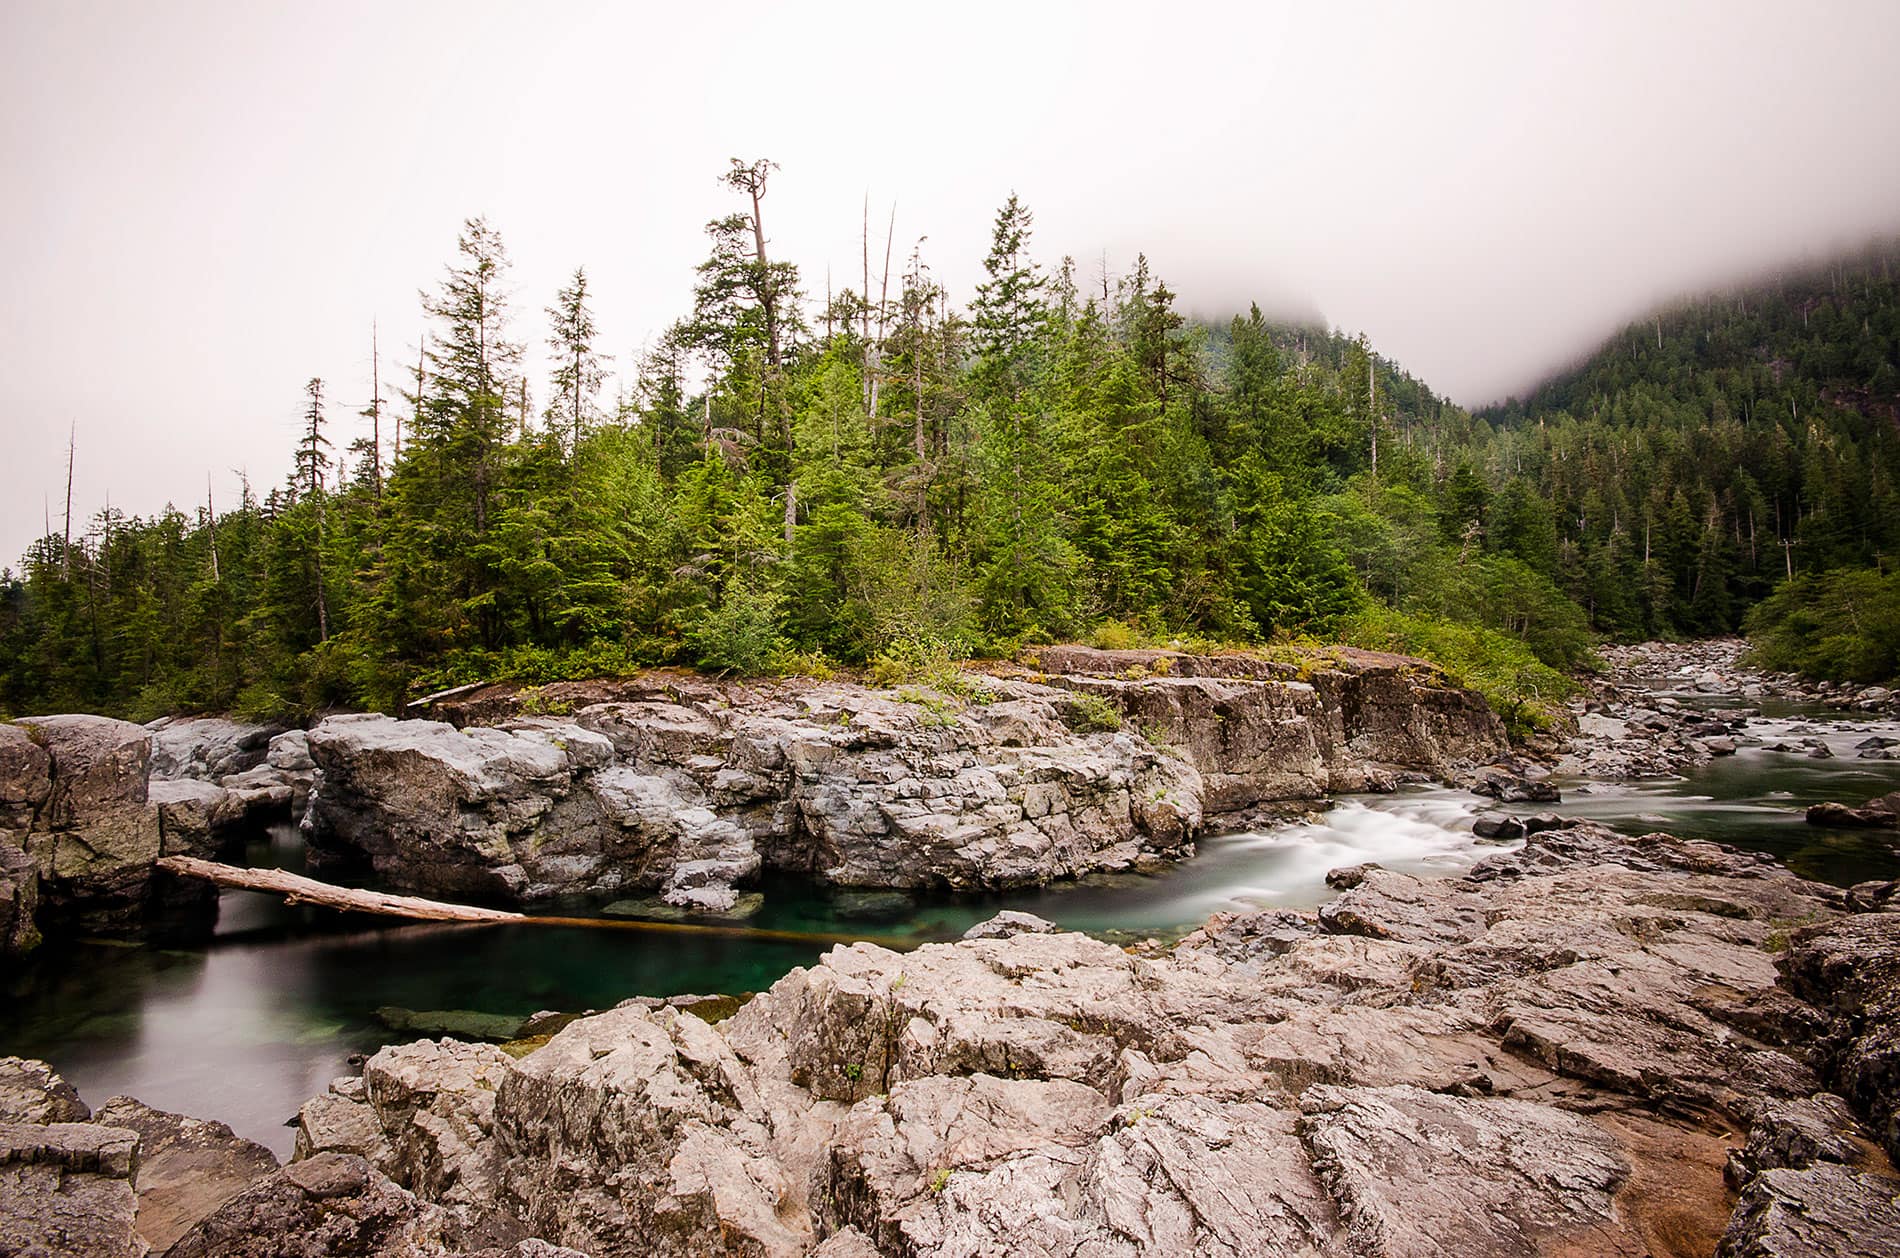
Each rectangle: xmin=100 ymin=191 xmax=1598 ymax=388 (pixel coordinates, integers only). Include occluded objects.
xmin=4 ymin=0 xmax=1899 ymax=566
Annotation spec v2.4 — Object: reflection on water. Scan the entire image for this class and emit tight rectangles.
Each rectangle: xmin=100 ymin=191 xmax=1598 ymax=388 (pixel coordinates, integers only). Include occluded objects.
xmin=3 ymin=700 xmax=1897 ymax=1157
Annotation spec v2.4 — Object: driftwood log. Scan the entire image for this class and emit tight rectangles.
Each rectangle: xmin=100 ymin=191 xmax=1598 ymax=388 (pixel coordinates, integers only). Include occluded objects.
xmin=155 ymin=855 xmax=916 ymax=947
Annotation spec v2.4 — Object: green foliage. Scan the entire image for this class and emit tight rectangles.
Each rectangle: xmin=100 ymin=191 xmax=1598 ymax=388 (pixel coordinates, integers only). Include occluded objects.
xmin=1065 ymin=691 xmax=1123 ymax=733
xmin=1743 ymin=568 xmax=1900 ymax=683
xmin=3 ymin=185 xmax=1892 ymax=719
xmin=686 ymin=583 xmax=787 ymax=676
xmin=1338 ymin=606 xmax=1577 ymax=739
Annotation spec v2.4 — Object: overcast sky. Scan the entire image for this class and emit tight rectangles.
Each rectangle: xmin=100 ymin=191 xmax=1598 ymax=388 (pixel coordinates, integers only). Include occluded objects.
xmin=4 ymin=0 xmax=1899 ymax=567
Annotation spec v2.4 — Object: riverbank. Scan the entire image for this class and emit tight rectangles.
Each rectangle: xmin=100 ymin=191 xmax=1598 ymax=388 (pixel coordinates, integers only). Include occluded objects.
xmin=2 ymin=645 xmax=1510 ymax=958
xmin=1559 ymin=638 xmax=1900 ymax=780
xmin=8 ymin=816 xmax=1899 ymax=1256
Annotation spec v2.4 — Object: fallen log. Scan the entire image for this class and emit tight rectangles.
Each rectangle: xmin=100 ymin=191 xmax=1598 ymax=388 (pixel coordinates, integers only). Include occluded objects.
xmin=155 ymin=855 xmax=920 ymax=948
xmin=157 ymin=855 xmax=522 ymax=922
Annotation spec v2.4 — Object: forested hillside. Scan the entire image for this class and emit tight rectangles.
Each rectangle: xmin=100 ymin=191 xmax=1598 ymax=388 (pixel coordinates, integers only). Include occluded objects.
xmin=1484 ymin=241 xmax=1900 ymax=655
xmin=1 ymin=162 xmax=1895 ymax=727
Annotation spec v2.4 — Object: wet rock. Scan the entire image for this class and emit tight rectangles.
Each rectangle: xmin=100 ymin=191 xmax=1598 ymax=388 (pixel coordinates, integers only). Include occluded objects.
xmin=1462 ymin=764 xmax=1562 ymax=803
xmin=1804 ymin=742 xmax=1835 ymax=760
xmin=600 ymin=892 xmax=765 ymax=922
xmin=1705 ymin=737 xmax=1740 ymax=755
xmin=1471 ymin=811 xmax=1525 ymax=841
xmin=92 ymin=1094 xmax=280 ymax=1252
xmin=828 ymin=889 xmax=917 ymax=923
xmin=374 ymin=1007 xmax=528 ymax=1042
xmin=1718 ymin=1162 xmax=1900 ymax=1257
xmin=1805 ymin=801 xmax=1897 ymax=828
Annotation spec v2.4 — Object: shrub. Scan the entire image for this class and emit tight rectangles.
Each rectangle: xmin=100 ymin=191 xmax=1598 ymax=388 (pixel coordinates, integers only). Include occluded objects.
xmin=1066 ymin=691 xmax=1123 ymax=732
xmin=1336 ymin=606 xmax=1576 ymax=740
xmin=687 ymin=585 xmax=788 ymax=676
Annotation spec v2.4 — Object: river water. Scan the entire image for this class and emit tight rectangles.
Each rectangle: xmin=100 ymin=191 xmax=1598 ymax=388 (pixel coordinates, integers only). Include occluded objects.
xmin=5 ymin=698 xmax=1897 ymax=1159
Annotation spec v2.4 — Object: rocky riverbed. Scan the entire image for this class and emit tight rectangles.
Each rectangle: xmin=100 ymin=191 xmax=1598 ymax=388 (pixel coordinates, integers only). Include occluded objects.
xmin=7 ymin=818 xmax=1900 ymax=1256
xmin=1560 ymin=638 xmax=1900 ymax=781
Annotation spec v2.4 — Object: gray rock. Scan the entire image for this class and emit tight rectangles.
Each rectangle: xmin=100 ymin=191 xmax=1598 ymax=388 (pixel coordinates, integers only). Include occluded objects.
xmin=0 ymin=840 xmax=41 ymax=954
xmin=0 ymin=1120 xmax=142 ymax=1258
xmin=148 ymin=716 xmax=278 ymax=782
xmin=1299 ymin=1084 xmax=1632 ymax=1256
xmin=0 ymin=1056 xmax=89 ymax=1124
xmin=302 ymin=658 xmax=1505 ymax=910
xmin=1782 ymin=914 xmax=1900 ymax=1164
xmin=1724 ymin=1093 xmax=1876 ymax=1187
xmin=258 ymin=817 xmax=1873 ymax=1257
xmin=961 ymin=910 xmax=1060 ymax=940
xmin=1718 ymin=1162 xmax=1900 ymax=1257
xmin=165 ymin=1151 xmax=464 ymax=1257
xmin=92 ymin=1094 xmax=280 ymax=1253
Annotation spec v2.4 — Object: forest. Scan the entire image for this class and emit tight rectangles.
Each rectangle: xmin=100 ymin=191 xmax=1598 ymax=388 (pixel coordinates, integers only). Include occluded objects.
xmin=2 ymin=160 xmax=1896 ymax=731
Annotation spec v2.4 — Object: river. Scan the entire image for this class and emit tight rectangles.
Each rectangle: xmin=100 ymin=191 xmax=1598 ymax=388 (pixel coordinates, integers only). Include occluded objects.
xmin=4 ymin=696 xmax=1897 ymax=1159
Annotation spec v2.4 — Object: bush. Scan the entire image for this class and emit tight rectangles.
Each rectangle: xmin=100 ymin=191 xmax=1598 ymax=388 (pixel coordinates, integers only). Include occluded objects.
xmin=1065 ymin=691 xmax=1123 ymax=732
xmin=1337 ymin=605 xmax=1576 ymax=740
xmin=687 ymin=585 xmax=788 ymax=676
xmin=1744 ymin=568 xmax=1900 ymax=683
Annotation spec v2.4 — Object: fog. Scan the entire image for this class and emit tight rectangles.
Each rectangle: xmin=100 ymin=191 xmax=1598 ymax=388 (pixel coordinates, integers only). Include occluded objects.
xmin=3 ymin=0 xmax=1898 ymax=566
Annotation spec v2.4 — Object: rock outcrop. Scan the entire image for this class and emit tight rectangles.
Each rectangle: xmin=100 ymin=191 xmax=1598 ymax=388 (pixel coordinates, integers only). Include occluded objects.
xmin=289 ymin=821 xmax=1900 ymax=1256
xmin=305 ymin=653 xmax=1504 ymax=910
xmin=147 ymin=718 xmax=317 ymax=838
xmin=1 ymin=714 xmax=171 ymax=945
xmin=0 ymin=1056 xmax=143 ymax=1258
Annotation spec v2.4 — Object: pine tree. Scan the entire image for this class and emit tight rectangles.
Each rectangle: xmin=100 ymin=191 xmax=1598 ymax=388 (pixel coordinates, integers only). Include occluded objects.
xmin=546 ymin=267 xmax=604 ymax=457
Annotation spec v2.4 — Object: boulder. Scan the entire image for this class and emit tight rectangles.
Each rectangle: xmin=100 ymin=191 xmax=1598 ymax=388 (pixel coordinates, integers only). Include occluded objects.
xmin=147 ymin=717 xmax=278 ymax=783
xmin=9 ymin=715 xmax=162 ymax=936
xmin=961 ymin=910 xmax=1059 ymax=940
xmin=1805 ymin=801 xmax=1897 ymax=828
xmin=0 ymin=838 xmax=40 ymax=954
xmin=1299 ymin=1084 xmax=1634 ymax=1256
xmin=92 ymin=1095 xmax=280 ymax=1253
xmin=0 ymin=1120 xmax=143 ymax=1258
xmin=1782 ymin=913 xmax=1900 ymax=1164
xmin=1471 ymin=812 xmax=1525 ymax=841
xmin=0 ymin=1057 xmax=89 ymax=1125
xmin=165 ymin=1152 xmax=463 ymax=1258
xmin=1718 ymin=1162 xmax=1900 ymax=1257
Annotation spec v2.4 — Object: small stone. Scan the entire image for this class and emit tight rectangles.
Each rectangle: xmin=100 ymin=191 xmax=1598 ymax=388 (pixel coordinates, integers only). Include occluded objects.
xmin=1472 ymin=813 xmax=1525 ymax=842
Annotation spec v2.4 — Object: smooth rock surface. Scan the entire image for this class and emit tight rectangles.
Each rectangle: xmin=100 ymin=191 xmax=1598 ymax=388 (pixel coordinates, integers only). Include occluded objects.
xmin=92 ymin=1094 xmax=280 ymax=1252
